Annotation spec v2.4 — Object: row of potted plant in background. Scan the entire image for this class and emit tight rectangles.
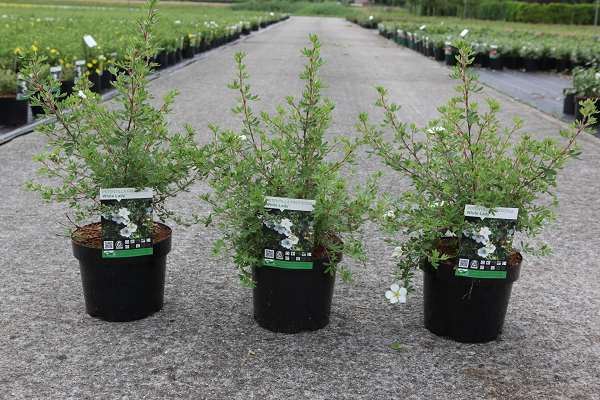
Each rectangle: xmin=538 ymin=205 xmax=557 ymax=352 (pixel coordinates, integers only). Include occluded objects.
xmin=365 ymin=19 xmax=599 ymax=73
xmin=23 ymin=1 xmax=595 ymax=343
xmin=0 ymin=10 xmax=287 ymax=127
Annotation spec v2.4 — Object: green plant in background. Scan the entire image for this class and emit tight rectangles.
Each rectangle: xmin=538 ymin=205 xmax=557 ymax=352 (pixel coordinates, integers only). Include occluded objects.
xmin=572 ymin=66 xmax=600 ymax=98
xmin=22 ymin=0 xmax=206 ymax=227
xmin=358 ymin=42 xmax=596 ymax=300
xmin=202 ymin=34 xmax=377 ymax=286
xmin=0 ymin=68 xmax=17 ymax=96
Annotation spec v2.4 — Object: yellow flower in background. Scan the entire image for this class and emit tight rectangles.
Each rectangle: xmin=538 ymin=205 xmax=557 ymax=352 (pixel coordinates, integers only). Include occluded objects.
xmin=31 ymin=44 xmax=38 ymax=52
xmin=59 ymin=59 xmax=64 ymax=65
xmin=95 ymin=69 xmax=101 ymax=74
xmin=92 ymin=59 xmax=97 ymax=64
xmin=50 ymin=48 xmax=59 ymax=55
xmin=86 ymin=63 xmax=92 ymax=68
xmin=14 ymin=47 xmax=22 ymax=55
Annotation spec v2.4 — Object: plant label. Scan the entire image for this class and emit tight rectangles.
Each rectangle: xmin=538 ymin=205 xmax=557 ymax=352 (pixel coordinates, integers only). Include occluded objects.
xmin=262 ymin=196 xmax=316 ymax=270
xmin=75 ymin=60 xmax=86 ymax=78
xmin=16 ymin=74 xmax=27 ymax=100
xmin=100 ymin=188 xmax=154 ymax=258
xmin=50 ymin=66 xmax=62 ymax=81
xmin=455 ymin=205 xmax=518 ymax=279
xmin=460 ymin=29 xmax=469 ymax=38
xmin=83 ymin=34 xmax=97 ymax=48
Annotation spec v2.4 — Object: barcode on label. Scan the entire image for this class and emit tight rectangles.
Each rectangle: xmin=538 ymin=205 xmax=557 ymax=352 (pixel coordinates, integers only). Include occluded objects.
xmin=264 ymin=249 xmax=275 ymax=259
xmin=103 ymin=241 xmax=114 ymax=250
xmin=458 ymin=258 xmax=469 ymax=268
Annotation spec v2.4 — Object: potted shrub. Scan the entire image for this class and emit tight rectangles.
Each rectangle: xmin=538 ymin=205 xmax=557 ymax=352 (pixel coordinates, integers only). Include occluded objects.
xmin=22 ymin=0 xmax=204 ymax=322
xmin=358 ymin=43 xmax=596 ymax=343
xmin=202 ymin=35 xmax=376 ymax=333
xmin=572 ymin=66 xmax=600 ymax=123
xmin=0 ymin=68 xmax=29 ymax=126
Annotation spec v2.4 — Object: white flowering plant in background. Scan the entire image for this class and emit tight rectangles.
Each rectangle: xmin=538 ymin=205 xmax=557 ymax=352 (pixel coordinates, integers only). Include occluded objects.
xmin=201 ymin=34 xmax=378 ymax=286
xmin=358 ymin=42 xmax=596 ymax=303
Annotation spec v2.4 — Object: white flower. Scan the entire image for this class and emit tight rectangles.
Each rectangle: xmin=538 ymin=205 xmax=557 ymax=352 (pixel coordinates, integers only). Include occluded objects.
xmin=427 ymin=126 xmax=445 ymax=134
xmin=119 ymin=223 xmax=137 ymax=238
xmin=385 ymin=283 xmax=407 ymax=304
xmin=384 ymin=210 xmax=395 ymax=219
xmin=174 ymin=20 xmax=181 ymax=24
xmin=279 ymin=218 xmax=293 ymax=231
xmin=280 ymin=238 xmax=293 ymax=249
xmin=368 ymin=15 xmax=374 ymax=20
xmin=443 ymin=230 xmax=457 ymax=237
xmin=77 ymin=90 xmax=86 ymax=99
xmin=270 ymin=12 xmax=274 ymax=16
xmin=595 ymin=72 xmax=600 ymax=80
xmin=239 ymin=134 xmax=248 ymax=141
xmin=478 ymin=226 xmax=492 ymax=239
xmin=288 ymin=234 xmax=299 ymax=245
xmin=274 ymin=225 xmax=291 ymax=236
xmin=117 ymin=208 xmax=131 ymax=220
xmin=391 ymin=246 xmax=403 ymax=260
xmin=477 ymin=242 xmax=496 ymax=259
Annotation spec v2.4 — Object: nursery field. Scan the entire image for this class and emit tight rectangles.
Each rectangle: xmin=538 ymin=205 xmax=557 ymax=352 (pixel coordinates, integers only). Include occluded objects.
xmin=351 ymin=10 xmax=600 ymax=68
xmin=0 ymin=1 xmax=280 ymax=70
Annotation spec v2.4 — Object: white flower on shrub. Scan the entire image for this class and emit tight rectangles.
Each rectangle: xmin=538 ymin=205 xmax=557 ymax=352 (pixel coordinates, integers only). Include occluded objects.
xmin=385 ymin=283 xmax=407 ymax=304
xmin=239 ymin=134 xmax=248 ymax=141
xmin=391 ymin=246 xmax=403 ymax=260
xmin=384 ymin=209 xmax=395 ymax=219
xmin=77 ymin=90 xmax=86 ymax=99
xmin=427 ymin=126 xmax=445 ymax=134
xmin=368 ymin=15 xmax=374 ymax=21
xmin=120 ymin=222 xmax=138 ymax=238
xmin=477 ymin=242 xmax=496 ymax=259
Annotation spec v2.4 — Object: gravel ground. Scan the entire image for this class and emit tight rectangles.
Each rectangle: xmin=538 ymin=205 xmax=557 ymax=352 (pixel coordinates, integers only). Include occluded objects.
xmin=1 ymin=17 xmax=599 ymax=400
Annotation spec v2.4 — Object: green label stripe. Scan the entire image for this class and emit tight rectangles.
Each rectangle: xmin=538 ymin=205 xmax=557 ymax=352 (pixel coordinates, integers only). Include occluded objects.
xmin=102 ymin=248 xmax=153 ymax=258
xmin=455 ymin=269 xmax=507 ymax=279
xmin=262 ymin=259 xmax=313 ymax=270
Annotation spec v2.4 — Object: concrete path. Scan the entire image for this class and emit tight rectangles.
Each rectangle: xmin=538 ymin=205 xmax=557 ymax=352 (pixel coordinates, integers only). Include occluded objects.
xmin=1 ymin=17 xmax=599 ymax=400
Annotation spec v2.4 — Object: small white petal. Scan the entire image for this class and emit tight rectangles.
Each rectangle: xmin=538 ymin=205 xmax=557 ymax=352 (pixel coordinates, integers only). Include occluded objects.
xmin=385 ymin=290 xmax=394 ymax=300
xmin=390 ymin=283 xmax=400 ymax=292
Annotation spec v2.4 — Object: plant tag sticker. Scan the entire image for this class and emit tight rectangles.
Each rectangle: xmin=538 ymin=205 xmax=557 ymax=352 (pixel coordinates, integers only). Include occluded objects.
xmin=455 ymin=205 xmax=518 ymax=279
xmin=83 ymin=35 xmax=97 ymax=48
xmin=100 ymin=188 xmax=154 ymax=259
xmin=262 ymin=196 xmax=315 ymax=270
xmin=460 ymin=29 xmax=469 ymax=38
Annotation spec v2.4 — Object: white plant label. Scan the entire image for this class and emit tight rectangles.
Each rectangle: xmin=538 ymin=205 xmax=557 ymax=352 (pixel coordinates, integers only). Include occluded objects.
xmin=83 ymin=34 xmax=97 ymax=48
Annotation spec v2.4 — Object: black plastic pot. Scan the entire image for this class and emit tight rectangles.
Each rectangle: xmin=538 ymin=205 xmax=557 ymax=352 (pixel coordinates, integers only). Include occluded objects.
xmin=474 ymin=53 xmax=489 ymax=68
xmin=252 ymin=254 xmax=337 ymax=333
xmin=423 ymin=257 xmax=521 ymax=343
xmin=563 ymin=92 xmax=575 ymax=115
xmin=183 ymin=45 xmax=194 ymax=59
xmin=100 ymin=70 xmax=112 ymax=93
xmin=88 ymin=72 xmax=102 ymax=93
xmin=489 ymin=56 xmax=503 ymax=70
xmin=556 ymin=58 xmax=571 ymax=72
xmin=72 ymin=223 xmax=172 ymax=322
xmin=434 ymin=46 xmax=445 ymax=62
xmin=157 ymin=51 xmax=168 ymax=69
xmin=167 ymin=51 xmax=176 ymax=66
xmin=61 ymin=79 xmax=75 ymax=97
xmin=0 ymin=97 xmax=29 ymax=126
xmin=445 ymin=45 xmax=457 ymax=66
xmin=523 ymin=58 xmax=539 ymax=72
